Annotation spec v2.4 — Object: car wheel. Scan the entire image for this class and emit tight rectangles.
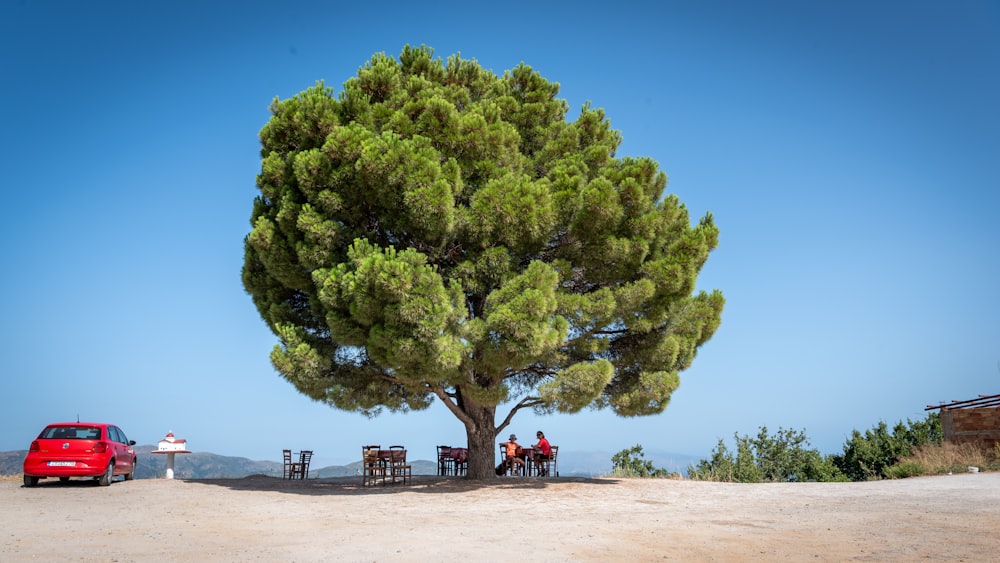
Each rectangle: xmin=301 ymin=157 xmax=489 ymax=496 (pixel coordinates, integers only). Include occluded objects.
xmin=98 ymin=461 xmax=114 ymax=486
xmin=23 ymin=475 xmax=39 ymax=487
xmin=124 ymin=458 xmax=136 ymax=481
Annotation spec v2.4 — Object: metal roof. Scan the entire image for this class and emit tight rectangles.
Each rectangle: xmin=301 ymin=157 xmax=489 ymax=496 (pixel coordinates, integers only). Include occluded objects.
xmin=925 ymin=393 xmax=1000 ymax=411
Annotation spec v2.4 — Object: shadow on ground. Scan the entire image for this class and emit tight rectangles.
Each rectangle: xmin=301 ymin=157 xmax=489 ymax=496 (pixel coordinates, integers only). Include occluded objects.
xmin=182 ymin=474 xmax=620 ymax=496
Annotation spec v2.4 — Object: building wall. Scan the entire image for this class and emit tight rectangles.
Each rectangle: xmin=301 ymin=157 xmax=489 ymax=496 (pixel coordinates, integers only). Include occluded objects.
xmin=941 ymin=406 xmax=1000 ymax=448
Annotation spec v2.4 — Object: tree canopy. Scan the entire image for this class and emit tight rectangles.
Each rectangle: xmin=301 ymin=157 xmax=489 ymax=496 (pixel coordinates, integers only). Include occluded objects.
xmin=242 ymin=45 xmax=724 ymax=478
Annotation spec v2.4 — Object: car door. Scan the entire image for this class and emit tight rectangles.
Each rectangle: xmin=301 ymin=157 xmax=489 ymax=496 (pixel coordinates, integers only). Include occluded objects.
xmin=120 ymin=427 xmax=136 ymax=470
xmin=116 ymin=427 xmax=135 ymax=469
xmin=108 ymin=426 xmax=129 ymax=473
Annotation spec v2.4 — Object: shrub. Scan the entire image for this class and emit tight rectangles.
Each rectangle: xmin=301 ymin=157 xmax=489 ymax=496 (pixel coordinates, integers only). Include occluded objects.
xmin=884 ymin=461 xmax=925 ymax=479
xmin=610 ymin=444 xmax=670 ymax=478
xmin=687 ymin=426 xmax=846 ymax=482
xmin=831 ymin=413 xmax=942 ymax=481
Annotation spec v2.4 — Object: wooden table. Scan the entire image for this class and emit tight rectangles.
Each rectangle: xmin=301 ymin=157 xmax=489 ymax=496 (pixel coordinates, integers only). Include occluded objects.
xmin=523 ymin=446 xmax=539 ymax=476
xmin=364 ymin=449 xmax=410 ymax=485
xmin=440 ymin=447 xmax=467 ymax=476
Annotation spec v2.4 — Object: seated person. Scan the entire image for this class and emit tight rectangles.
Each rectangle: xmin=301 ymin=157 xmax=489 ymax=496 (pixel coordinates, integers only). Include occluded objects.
xmin=503 ymin=434 xmax=526 ymax=474
xmin=534 ymin=431 xmax=552 ymax=476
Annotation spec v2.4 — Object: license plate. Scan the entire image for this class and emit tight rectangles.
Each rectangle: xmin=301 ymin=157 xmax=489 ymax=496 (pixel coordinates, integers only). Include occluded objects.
xmin=48 ymin=461 xmax=75 ymax=467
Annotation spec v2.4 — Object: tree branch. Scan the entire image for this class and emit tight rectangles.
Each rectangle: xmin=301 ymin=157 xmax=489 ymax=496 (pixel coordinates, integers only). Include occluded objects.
xmin=496 ymin=397 xmax=545 ymax=435
xmin=431 ymin=386 xmax=474 ymax=427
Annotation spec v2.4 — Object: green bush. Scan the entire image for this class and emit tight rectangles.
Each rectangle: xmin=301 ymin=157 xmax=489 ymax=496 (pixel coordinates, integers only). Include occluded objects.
xmin=687 ymin=426 xmax=847 ymax=482
xmin=611 ymin=444 xmax=670 ymax=478
xmin=831 ymin=413 xmax=941 ymax=481
xmin=684 ymin=412 xmax=947 ymax=483
xmin=884 ymin=460 xmax=925 ymax=479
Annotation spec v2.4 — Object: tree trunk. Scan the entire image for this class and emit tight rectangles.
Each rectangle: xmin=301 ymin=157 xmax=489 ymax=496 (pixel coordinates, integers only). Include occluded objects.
xmin=462 ymin=401 xmax=499 ymax=480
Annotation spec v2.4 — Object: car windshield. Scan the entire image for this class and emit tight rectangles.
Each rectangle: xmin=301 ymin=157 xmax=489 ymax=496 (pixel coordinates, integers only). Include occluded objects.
xmin=40 ymin=426 xmax=102 ymax=440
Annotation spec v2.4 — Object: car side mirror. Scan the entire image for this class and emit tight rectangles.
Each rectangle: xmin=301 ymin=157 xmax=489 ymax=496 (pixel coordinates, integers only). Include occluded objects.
xmin=129 ymin=440 xmax=136 ymax=446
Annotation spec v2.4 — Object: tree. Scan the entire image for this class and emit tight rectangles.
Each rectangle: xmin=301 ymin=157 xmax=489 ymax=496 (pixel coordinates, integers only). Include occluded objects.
xmin=242 ymin=45 xmax=724 ymax=479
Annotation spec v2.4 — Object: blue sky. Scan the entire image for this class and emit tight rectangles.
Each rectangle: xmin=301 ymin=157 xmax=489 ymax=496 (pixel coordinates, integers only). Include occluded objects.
xmin=2 ymin=1 xmax=997 ymax=469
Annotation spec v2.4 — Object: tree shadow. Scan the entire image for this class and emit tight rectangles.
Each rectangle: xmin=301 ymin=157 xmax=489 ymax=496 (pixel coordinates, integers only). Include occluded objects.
xmin=182 ymin=474 xmax=620 ymax=496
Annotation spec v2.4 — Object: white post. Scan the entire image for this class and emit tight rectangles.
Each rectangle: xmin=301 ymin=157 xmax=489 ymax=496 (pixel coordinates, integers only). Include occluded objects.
xmin=165 ymin=452 xmax=176 ymax=479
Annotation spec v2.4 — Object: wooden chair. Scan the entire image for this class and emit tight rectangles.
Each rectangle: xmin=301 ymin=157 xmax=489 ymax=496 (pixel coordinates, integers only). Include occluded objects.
xmin=498 ymin=443 xmax=509 ymax=475
xmin=512 ymin=451 xmax=527 ymax=476
xmin=282 ymin=450 xmax=294 ymax=479
xmin=499 ymin=443 xmax=525 ymax=476
xmin=389 ymin=448 xmax=411 ymax=485
xmin=362 ymin=447 xmax=387 ymax=486
xmin=361 ymin=444 xmax=383 ymax=480
xmin=437 ymin=445 xmax=453 ymax=476
xmin=294 ymin=450 xmax=313 ymax=479
xmin=538 ymin=445 xmax=558 ymax=477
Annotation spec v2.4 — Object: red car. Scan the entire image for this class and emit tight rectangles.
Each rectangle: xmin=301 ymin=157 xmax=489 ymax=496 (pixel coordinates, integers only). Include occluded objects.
xmin=23 ymin=422 xmax=137 ymax=487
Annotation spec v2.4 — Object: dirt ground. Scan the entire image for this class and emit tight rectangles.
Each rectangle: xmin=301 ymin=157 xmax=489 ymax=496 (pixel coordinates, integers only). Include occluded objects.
xmin=2 ymin=472 xmax=997 ymax=562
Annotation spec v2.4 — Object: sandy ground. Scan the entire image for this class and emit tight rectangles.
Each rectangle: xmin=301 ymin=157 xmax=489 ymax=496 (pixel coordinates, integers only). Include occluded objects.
xmin=1 ymin=472 xmax=997 ymax=562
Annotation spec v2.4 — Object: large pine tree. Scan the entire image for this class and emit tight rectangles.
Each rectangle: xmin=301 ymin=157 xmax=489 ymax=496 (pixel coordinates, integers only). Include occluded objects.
xmin=243 ymin=45 xmax=724 ymax=479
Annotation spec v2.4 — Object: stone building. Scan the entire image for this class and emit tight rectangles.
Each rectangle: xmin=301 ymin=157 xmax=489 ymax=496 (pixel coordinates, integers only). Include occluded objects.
xmin=925 ymin=394 xmax=1000 ymax=449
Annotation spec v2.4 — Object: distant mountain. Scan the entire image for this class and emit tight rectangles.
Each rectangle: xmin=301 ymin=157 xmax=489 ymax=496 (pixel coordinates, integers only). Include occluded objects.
xmin=0 ymin=451 xmax=26 ymax=476
xmin=556 ymin=449 xmax=703 ymax=477
xmin=1 ymin=446 xmax=702 ymax=479
xmin=643 ymin=448 xmax=706 ymax=475
xmin=2 ymin=446 xmax=439 ymax=480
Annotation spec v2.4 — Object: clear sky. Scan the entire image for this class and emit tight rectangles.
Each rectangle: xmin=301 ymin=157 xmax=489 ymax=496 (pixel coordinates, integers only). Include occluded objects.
xmin=2 ymin=1 xmax=997 ymax=469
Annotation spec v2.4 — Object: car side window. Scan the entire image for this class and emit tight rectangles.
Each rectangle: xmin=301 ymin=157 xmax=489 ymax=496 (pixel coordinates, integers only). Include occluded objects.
xmin=111 ymin=426 xmax=127 ymax=444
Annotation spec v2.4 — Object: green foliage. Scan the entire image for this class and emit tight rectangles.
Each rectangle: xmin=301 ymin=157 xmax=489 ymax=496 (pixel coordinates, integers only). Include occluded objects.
xmin=884 ymin=461 xmax=925 ymax=479
xmin=242 ymin=45 xmax=723 ymax=475
xmin=831 ymin=413 xmax=942 ymax=481
xmin=687 ymin=426 xmax=847 ymax=482
xmin=611 ymin=444 xmax=670 ymax=478
xmin=687 ymin=413 xmax=948 ymax=483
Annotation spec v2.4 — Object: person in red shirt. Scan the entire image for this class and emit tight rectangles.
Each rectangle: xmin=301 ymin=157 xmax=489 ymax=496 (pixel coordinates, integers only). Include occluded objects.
xmin=534 ymin=431 xmax=552 ymax=476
